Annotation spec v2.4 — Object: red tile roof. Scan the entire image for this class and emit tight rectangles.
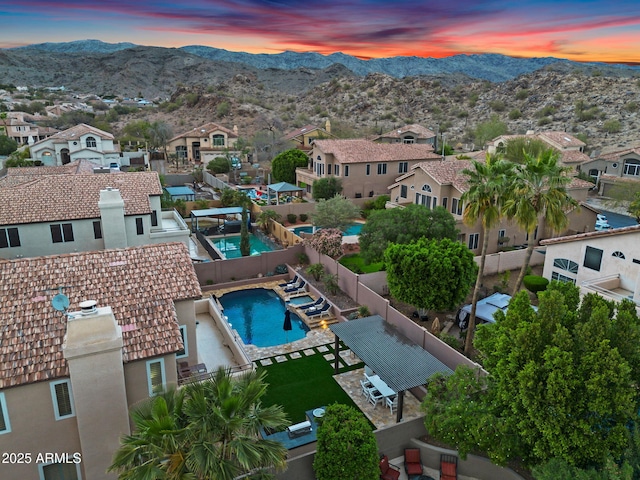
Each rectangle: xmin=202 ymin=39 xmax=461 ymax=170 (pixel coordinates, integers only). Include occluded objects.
xmin=598 ymin=146 xmax=640 ymax=161
xmin=0 ymin=172 xmax=162 ymax=225
xmin=538 ymin=131 xmax=586 ymax=149
xmin=373 ymin=124 xmax=436 ymax=140
xmin=282 ymin=124 xmax=328 ymax=141
xmin=314 ymin=139 xmax=440 ymax=164
xmin=415 ymin=159 xmax=474 ymax=191
xmin=0 ymin=243 xmax=202 ymax=388
xmin=169 ymin=122 xmax=237 ymax=141
xmin=31 ymin=123 xmax=114 ymax=147
xmin=540 ymin=224 xmax=640 ymax=246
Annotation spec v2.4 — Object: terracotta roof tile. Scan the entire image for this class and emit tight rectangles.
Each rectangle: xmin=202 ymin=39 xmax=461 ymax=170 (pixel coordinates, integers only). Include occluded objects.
xmin=314 ymin=139 xmax=439 ymax=164
xmin=598 ymin=146 xmax=640 ymax=161
xmin=0 ymin=172 xmax=162 ymax=225
xmin=31 ymin=123 xmax=114 ymax=147
xmin=169 ymin=122 xmax=237 ymax=141
xmin=538 ymin=131 xmax=586 ymax=148
xmin=0 ymin=243 xmax=202 ymax=388
xmin=373 ymin=124 xmax=436 ymax=140
xmin=416 ymin=159 xmax=473 ymax=191
xmin=540 ymin=224 xmax=640 ymax=246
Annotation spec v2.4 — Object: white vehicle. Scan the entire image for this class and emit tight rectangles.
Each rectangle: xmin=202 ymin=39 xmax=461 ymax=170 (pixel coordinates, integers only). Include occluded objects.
xmin=595 ymin=213 xmax=612 ymax=231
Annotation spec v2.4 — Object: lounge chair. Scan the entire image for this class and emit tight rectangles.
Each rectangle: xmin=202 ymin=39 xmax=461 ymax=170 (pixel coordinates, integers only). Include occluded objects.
xmin=306 ymin=303 xmax=331 ymax=317
xmin=298 ymin=297 xmax=324 ymax=310
xmin=379 ymin=455 xmax=401 ymax=480
xmin=279 ymin=275 xmax=298 ymax=288
xmin=440 ymin=454 xmax=458 ymax=480
xmin=404 ymin=448 xmax=423 ymax=477
xmin=283 ymin=280 xmax=306 ymax=294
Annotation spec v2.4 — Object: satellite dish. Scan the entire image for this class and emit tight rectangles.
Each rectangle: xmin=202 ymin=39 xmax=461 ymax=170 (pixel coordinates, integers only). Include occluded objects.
xmin=52 ymin=293 xmax=70 ymax=312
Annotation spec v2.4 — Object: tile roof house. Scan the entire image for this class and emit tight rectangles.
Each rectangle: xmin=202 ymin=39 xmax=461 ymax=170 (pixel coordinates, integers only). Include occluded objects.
xmin=282 ymin=121 xmax=335 ymax=150
xmin=29 ymin=123 xmax=122 ymax=167
xmin=387 ymin=159 xmax=597 ymax=255
xmin=295 ymin=139 xmax=440 ymax=199
xmin=487 ymin=131 xmax=589 ymax=168
xmin=577 ymin=145 xmax=640 ymax=196
xmin=167 ymin=122 xmax=240 ymax=164
xmin=0 ymin=169 xmax=189 ymax=259
xmin=540 ymin=224 xmax=640 ymax=313
xmin=372 ymin=124 xmax=436 ymax=146
xmin=0 ymin=242 xmax=202 ymax=480
xmin=1 ymin=112 xmax=59 ymax=146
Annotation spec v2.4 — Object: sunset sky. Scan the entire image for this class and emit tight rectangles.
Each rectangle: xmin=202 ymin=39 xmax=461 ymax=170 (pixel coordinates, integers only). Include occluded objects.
xmin=1 ymin=0 xmax=639 ymax=63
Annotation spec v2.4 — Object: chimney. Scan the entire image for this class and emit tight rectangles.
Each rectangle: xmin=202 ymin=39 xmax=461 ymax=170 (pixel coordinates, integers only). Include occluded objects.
xmin=64 ymin=302 xmax=130 ymax=480
xmin=325 ymin=119 xmax=331 ymax=134
xmin=98 ymin=187 xmax=128 ymax=249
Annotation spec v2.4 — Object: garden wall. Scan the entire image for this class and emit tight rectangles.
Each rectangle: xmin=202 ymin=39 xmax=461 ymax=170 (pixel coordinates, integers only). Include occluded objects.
xmin=480 ymin=248 xmax=545 ymax=276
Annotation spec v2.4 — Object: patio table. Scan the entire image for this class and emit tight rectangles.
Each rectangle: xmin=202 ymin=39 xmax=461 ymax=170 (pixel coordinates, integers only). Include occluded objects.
xmin=368 ymin=374 xmax=395 ymax=398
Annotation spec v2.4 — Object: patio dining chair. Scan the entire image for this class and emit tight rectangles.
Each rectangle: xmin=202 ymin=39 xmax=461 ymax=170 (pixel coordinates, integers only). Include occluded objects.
xmin=368 ymin=389 xmax=384 ymax=408
xmin=379 ymin=455 xmax=401 ymax=480
xmin=385 ymin=394 xmax=398 ymax=415
xmin=404 ymin=448 xmax=423 ymax=477
xmin=360 ymin=379 xmax=373 ymax=399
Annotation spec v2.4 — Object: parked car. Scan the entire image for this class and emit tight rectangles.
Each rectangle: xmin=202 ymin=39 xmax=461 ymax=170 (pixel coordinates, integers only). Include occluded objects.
xmin=457 ymin=292 xmax=538 ymax=329
xmin=231 ymin=157 xmax=242 ymax=170
xmin=109 ymin=162 xmax=121 ymax=172
xmin=595 ymin=213 xmax=612 ymax=231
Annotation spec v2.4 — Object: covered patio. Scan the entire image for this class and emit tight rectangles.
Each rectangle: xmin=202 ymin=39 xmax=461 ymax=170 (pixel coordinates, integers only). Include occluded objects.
xmin=267 ymin=181 xmax=304 ymax=205
xmin=330 ymin=315 xmax=454 ymax=423
xmin=189 ymin=206 xmax=243 ymax=233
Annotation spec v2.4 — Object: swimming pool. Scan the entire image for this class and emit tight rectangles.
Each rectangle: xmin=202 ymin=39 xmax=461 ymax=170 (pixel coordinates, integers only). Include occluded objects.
xmin=290 ymin=222 xmax=364 ymax=237
xmin=212 ymin=234 xmax=274 ymax=259
xmin=288 ymin=295 xmax=315 ymax=305
xmin=219 ymin=288 xmax=310 ymax=347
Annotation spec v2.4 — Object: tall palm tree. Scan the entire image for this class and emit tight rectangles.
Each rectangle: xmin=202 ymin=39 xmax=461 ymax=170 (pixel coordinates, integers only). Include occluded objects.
xmin=504 ymin=149 xmax=578 ymax=294
xmin=461 ymin=154 xmax=515 ymax=355
xmin=109 ymin=368 xmax=289 ymax=480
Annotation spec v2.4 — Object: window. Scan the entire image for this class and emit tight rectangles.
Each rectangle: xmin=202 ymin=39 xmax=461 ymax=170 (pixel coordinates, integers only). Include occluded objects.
xmin=151 ymin=210 xmax=158 ymax=227
xmin=612 ymin=251 xmax=625 ymax=259
xmin=85 ymin=136 xmax=96 ymax=148
xmin=416 ymin=194 xmax=432 ymax=209
xmin=177 ymin=325 xmax=188 ymax=359
xmin=136 ymin=218 xmax=144 ymax=235
xmin=553 ymin=258 xmax=579 ymax=273
xmin=421 ymin=184 xmax=432 ymax=192
xmin=377 ymin=163 xmax=387 ymax=175
xmin=451 ymin=198 xmax=463 ymax=215
xmin=402 ymin=136 xmax=415 ymax=144
xmin=468 ymin=233 xmax=479 ymax=250
xmin=50 ymin=380 xmax=74 ymax=420
xmin=0 ymin=227 xmax=20 ymax=248
xmin=398 ymin=162 xmax=408 ymax=173
xmin=583 ymin=246 xmax=603 ymax=271
xmin=0 ymin=392 xmax=10 ymax=434
xmin=147 ymin=359 xmax=166 ymax=396
xmin=365 ymin=164 xmax=371 ymax=176
xmin=623 ymin=159 xmax=640 ymax=176
xmin=442 ymin=197 xmax=448 ymax=209
xmin=92 ymin=221 xmax=102 ymax=240
xmin=400 ymin=185 xmax=407 ymax=199
xmin=498 ymin=229 xmax=506 ymax=240
xmin=334 ymin=164 xmax=339 ymax=176
xmin=50 ymin=224 xmax=74 ymax=243
xmin=212 ymin=134 xmax=225 ymax=146
xmin=344 ymin=165 xmax=349 ymax=177
xmin=551 ymin=272 xmax=576 ymax=284
xmin=39 ymin=462 xmax=81 ymax=480
xmin=176 ymin=145 xmax=187 ymax=160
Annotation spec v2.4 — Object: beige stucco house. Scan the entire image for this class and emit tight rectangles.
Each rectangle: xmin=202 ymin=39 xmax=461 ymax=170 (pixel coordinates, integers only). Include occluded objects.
xmin=578 ymin=146 xmax=640 ymax=196
xmin=0 ymin=166 xmax=189 ymax=259
xmin=372 ymin=124 xmax=436 ymax=147
xmin=387 ymin=159 xmax=597 ymax=255
xmin=282 ymin=121 xmax=334 ymax=151
xmin=295 ymin=139 xmax=440 ymax=199
xmin=29 ymin=124 xmax=122 ymax=166
xmin=0 ymin=242 xmax=202 ymax=480
xmin=540 ymin=225 xmax=640 ymax=311
xmin=1 ymin=112 xmax=58 ymax=145
xmin=167 ymin=122 xmax=239 ymax=164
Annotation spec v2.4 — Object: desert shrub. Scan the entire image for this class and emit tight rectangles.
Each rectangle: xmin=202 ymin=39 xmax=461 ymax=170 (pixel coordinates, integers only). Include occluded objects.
xmin=322 ymin=273 xmax=340 ymax=295
xmin=274 ymin=264 xmax=288 ymax=275
xmin=516 ymin=89 xmax=529 ymax=100
xmin=509 ymin=109 xmax=522 ymax=120
xmin=523 ymin=275 xmax=549 ymax=294
xmin=299 ymin=213 xmax=308 ymax=222
xmin=306 ymin=263 xmax=325 ymax=281
xmin=287 ymin=213 xmax=297 ymax=224
xmin=603 ymin=119 xmax=621 ymax=133
xmin=297 ymin=253 xmax=309 ymax=265
xmin=489 ymin=100 xmax=506 ymax=112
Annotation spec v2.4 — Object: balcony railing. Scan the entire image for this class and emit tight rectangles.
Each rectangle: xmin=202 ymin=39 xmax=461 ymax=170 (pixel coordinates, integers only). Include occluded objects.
xmin=581 ymin=274 xmax=638 ymax=304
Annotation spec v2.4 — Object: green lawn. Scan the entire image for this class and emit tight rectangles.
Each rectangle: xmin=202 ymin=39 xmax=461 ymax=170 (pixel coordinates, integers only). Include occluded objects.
xmin=339 ymin=253 xmax=384 ymax=274
xmin=258 ymin=351 xmax=367 ymax=425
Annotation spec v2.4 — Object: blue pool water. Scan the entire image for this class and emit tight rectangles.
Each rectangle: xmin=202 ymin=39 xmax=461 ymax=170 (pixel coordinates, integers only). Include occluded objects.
xmin=288 ymin=295 xmax=315 ymax=305
xmin=213 ymin=234 xmax=273 ymax=259
xmin=291 ymin=222 xmax=364 ymax=237
xmin=219 ymin=288 xmax=310 ymax=347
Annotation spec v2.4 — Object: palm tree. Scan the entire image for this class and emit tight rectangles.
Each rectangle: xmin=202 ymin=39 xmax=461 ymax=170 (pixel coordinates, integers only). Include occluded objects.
xmin=109 ymin=368 xmax=289 ymax=480
xmin=504 ymin=149 xmax=578 ymax=294
xmin=257 ymin=210 xmax=281 ymax=234
xmin=461 ymin=154 xmax=515 ymax=355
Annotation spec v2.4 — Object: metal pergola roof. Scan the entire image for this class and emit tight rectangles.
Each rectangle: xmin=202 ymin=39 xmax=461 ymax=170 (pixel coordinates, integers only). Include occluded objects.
xmin=190 ymin=207 xmax=244 ymax=217
xmin=330 ymin=315 xmax=453 ymax=393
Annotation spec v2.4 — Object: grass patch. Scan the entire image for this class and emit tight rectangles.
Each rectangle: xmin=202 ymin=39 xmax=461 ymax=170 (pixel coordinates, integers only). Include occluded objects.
xmin=258 ymin=353 xmax=366 ymax=425
xmin=339 ymin=253 xmax=384 ymax=274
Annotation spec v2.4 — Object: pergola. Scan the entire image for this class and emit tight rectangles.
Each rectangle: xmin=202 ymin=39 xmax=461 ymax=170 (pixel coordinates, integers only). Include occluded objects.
xmin=267 ymin=181 xmax=304 ymax=205
xmin=189 ymin=207 xmax=243 ymax=233
xmin=330 ymin=315 xmax=454 ymax=423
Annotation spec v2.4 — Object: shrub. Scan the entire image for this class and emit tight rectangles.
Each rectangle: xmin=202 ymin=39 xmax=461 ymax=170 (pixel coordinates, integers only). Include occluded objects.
xmin=304 ymin=228 xmax=343 ymax=258
xmin=509 ymin=109 xmax=522 ymax=120
xmin=299 ymin=213 xmax=308 ymax=222
xmin=523 ymin=275 xmax=549 ymax=294
xmin=307 ymin=263 xmax=325 ymax=281
xmin=489 ymin=100 xmax=506 ymax=112
xmin=297 ymin=253 xmax=309 ymax=265
xmin=322 ymin=273 xmax=340 ymax=295
xmin=603 ymin=119 xmax=621 ymax=133
xmin=287 ymin=213 xmax=297 ymax=224
xmin=274 ymin=264 xmax=288 ymax=275
xmin=357 ymin=305 xmax=371 ymax=318
xmin=515 ymin=89 xmax=529 ymax=100
xmin=438 ymin=333 xmax=461 ymax=350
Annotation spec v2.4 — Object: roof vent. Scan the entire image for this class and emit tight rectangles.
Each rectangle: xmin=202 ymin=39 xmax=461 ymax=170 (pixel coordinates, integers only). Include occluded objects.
xmin=79 ymin=300 xmax=98 ymax=316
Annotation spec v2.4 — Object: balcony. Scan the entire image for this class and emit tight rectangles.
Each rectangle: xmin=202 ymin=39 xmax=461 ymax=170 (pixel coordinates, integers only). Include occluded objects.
xmin=150 ymin=209 xmax=190 ymax=243
xmin=581 ymin=274 xmax=640 ymax=312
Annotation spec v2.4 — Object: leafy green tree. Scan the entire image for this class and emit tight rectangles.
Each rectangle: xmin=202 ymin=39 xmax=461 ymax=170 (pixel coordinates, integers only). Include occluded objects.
xmin=313 ymin=404 xmax=379 ymax=480
xmin=271 ymin=149 xmax=308 ymax=183
xmin=122 ymin=119 xmax=151 ymax=142
xmin=628 ymin=191 xmax=640 ymax=223
xmin=0 ymin=134 xmax=18 ymax=155
xmin=311 ymin=194 xmax=360 ymax=231
xmin=109 ymin=368 xmax=288 ymax=480
xmin=147 ymin=120 xmax=173 ymax=160
xmin=461 ymin=155 xmax=515 ymax=354
xmin=473 ymin=114 xmax=508 ymax=146
xmin=359 ymin=205 xmax=458 ymax=264
xmin=257 ymin=209 xmax=281 ymax=233
xmin=240 ymin=206 xmax=250 ymax=256
xmin=312 ymin=177 xmax=343 ymax=200
xmin=503 ymin=137 xmax=549 ymax=164
xmin=504 ymin=149 xmax=578 ymax=293
xmin=207 ymin=156 xmax=231 ymax=174
xmin=532 ymin=457 xmax=632 ymax=480
xmin=384 ymin=238 xmax=477 ymax=316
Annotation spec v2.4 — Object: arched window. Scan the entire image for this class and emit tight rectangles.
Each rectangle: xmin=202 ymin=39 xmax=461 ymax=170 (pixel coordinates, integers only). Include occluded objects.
xmin=421 ymin=184 xmax=432 ymax=192
xmin=86 ymin=136 xmax=96 ymax=148
xmin=212 ymin=134 xmax=225 ymax=146
xmin=612 ymin=251 xmax=625 ymax=259
xmin=403 ymin=135 xmax=415 ymax=144
xmin=553 ymin=258 xmax=578 ymax=274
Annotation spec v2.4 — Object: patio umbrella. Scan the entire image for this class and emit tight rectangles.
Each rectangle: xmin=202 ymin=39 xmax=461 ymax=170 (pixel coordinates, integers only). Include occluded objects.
xmin=283 ymin=309 xmax=292 ymax=342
